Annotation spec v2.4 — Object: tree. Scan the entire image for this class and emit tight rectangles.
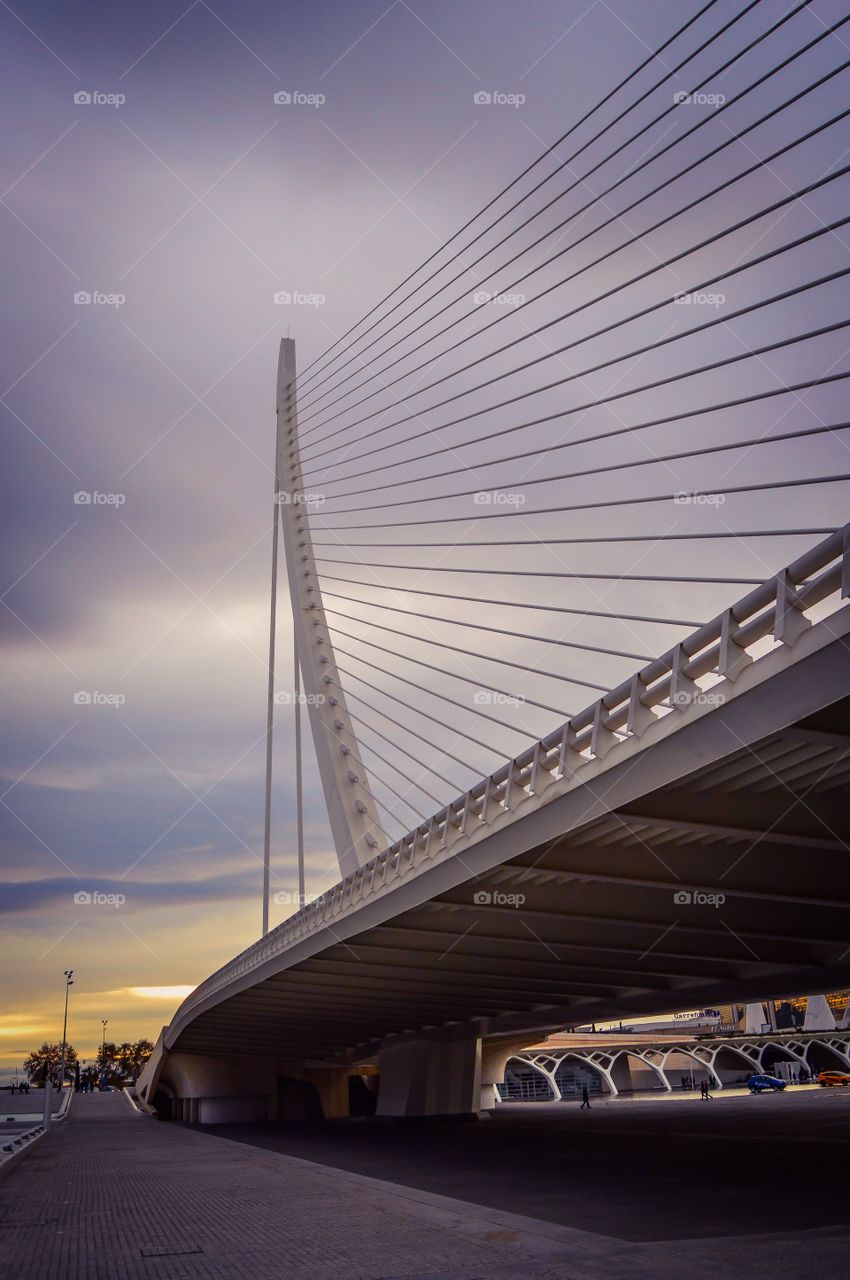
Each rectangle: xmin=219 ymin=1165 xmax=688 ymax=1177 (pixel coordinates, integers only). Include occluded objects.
xmin=95 ymin=1041 xmax=120 ymax=1081
xmin=23 ymin=1042 xmax=78 ymax=1087
xmin=116 ymin=1039 xmax=153 ymax=1081
xmin=96 ymin=1038 xmax=153 ymax=1084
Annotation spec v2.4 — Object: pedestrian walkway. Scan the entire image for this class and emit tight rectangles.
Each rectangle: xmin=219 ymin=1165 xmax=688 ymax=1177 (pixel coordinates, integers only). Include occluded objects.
xmin=0 ymin=1091 xmax=846 ymax=1280
xmin=1 ymin=1088 xmax=61 ymax=1123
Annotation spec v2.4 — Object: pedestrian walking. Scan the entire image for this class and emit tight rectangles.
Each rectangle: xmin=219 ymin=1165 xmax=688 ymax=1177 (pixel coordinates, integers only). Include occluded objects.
xmin=580 ymin=1084 xmax=591 ymax=1110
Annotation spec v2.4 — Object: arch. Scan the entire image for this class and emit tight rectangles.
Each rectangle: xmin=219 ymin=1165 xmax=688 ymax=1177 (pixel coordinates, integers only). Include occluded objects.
xmin=760 ymin=1043 xmax=805 ymax=1072
xmin=707 ymin=1043 xmax=760 ymax=1086
xmin=805 ymin=1039 xmax=850 ymax=1074
xmin=820 ymin=1037 xmax=850 ymax=1068
xmin=655 ymin=1045 xmax=722 ymax=1090
xmin=521 ymin=1052 xmax=563 ymax=1099
xmin=608 ymin=1049 xmax=670 ymax=1093
xmin=499 ymin=1056 xmax=557 ymax=1102
xmin=549 ymin=1052 xmax=613 ymax=1099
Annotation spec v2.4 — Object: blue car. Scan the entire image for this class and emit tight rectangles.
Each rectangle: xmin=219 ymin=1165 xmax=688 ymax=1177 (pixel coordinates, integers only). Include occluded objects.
xmin=747 ymin=1074 xmax=787 ymax=1093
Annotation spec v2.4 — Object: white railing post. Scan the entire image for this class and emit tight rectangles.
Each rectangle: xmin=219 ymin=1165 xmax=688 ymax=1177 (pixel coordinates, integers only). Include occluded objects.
xmin=718 ymin=609 xmax=752 ymax=681
xmin=626 ymin=673 xmax=656 ymax=738
xmin=774 ymin=568 xmax=811 ymax=647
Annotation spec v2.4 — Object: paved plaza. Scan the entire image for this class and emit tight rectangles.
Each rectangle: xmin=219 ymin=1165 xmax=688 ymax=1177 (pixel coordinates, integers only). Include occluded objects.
xmin=1 ymin=1088 xmax=849 ymax=1279
xmin=211 ymin=1085 xmax=850 ymax=1242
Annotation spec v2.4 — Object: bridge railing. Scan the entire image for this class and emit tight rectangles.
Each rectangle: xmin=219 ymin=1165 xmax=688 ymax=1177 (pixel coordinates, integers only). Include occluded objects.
xmin=173 ymin=525 xmax=848 ymax=1027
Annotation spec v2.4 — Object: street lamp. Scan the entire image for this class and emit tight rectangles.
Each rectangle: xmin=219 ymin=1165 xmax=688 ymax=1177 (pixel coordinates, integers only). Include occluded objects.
xmin=58 ymin=970 xmax=74 ymax=1090
xmin=101 ymin=1019 xmax=108 ymax=1050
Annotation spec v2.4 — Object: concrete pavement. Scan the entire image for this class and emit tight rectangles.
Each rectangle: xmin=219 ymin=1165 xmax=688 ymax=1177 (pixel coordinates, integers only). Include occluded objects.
xmin=1 ymin=1089 xmax=848 ymax=1279
xmin=208 ymin=1089 xmax=850 ymax=1246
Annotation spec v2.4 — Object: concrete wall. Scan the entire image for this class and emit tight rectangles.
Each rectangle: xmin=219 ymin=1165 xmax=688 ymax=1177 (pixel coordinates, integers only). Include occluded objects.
xmin=377 ymin=1033 xmax=483 ymax=1117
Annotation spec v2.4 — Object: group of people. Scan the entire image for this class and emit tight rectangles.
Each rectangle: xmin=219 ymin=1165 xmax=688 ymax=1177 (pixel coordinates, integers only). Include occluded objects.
xmin=8 ymin=1080 xmax=31 ymax=1095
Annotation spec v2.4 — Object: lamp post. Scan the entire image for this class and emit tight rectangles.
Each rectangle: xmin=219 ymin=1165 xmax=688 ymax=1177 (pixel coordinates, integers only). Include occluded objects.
xmin=101 ymin=1019 xmax=108 ymax=1050
xmin=58 ymin=969 xmax=73 ymax=1090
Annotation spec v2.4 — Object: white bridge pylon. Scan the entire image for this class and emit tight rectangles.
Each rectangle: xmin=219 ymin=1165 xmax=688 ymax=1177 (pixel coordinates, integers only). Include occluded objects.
xmin=270 ymin=339 xmax=385 ymax=892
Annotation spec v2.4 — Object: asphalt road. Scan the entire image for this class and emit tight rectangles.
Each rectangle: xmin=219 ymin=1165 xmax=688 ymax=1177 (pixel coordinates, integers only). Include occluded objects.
xmin=204 ymin=1087 xmax=850 ymax=1242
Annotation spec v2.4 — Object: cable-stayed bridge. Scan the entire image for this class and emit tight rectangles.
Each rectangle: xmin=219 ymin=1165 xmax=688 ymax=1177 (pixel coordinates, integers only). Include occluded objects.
xmin=138 ymin=0 xmax=850 ymax=1122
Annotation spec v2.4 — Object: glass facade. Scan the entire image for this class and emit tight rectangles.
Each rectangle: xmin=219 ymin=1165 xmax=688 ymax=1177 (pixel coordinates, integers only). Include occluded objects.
xmin=553 ymin=1062 xmax=604 ymax=1098
xmin=497 ymin=1060 xmax=605 ymax=1101
xmin=498 ymin=1064 xmax=554 ymax=1101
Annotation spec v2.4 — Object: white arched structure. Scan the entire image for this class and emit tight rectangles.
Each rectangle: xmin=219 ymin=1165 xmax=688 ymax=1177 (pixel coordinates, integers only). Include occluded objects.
xmin=507 ymin=1032 xmax=850 ymax=1098
xmin=610 ymin=1048 xmax=672 ymax=1093
xmin=642 ymin=1045 xmax=723 ymax=1090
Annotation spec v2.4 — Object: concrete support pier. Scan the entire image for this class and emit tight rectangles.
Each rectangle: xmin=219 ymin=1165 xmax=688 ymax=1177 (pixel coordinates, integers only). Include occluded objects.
xmin=377 ymin=1032 xmax=483 ymax=1118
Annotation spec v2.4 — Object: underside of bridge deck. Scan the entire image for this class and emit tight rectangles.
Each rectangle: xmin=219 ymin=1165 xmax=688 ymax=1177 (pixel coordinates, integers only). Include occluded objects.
xmin=151 ymin=672 xmax=849 ymax=1121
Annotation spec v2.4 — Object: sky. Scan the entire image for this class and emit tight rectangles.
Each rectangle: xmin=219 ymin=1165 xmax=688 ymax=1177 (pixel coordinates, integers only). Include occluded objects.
xmin=3 ymin=0 xmax=849 ymax=1069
